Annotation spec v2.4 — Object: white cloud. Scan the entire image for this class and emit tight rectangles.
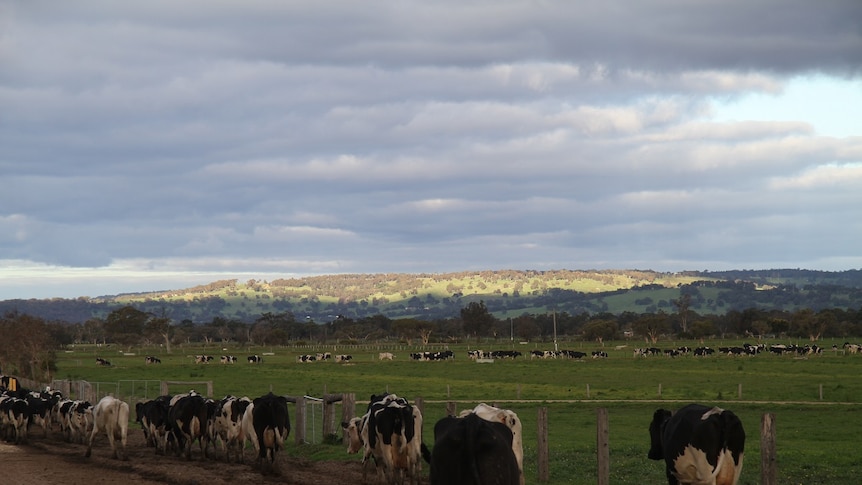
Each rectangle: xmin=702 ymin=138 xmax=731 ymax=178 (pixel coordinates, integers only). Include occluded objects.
xmin=2 ymin=0 xmax=861 ymax=300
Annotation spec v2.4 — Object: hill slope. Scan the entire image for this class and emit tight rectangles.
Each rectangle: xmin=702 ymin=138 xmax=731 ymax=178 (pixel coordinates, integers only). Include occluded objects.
xmin=2 ymin=268 xmax=862 ymax=323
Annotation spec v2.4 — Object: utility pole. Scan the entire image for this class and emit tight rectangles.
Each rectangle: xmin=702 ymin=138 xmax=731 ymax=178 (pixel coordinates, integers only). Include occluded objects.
xmin=553 ymin=311 xmax=558 ymax=352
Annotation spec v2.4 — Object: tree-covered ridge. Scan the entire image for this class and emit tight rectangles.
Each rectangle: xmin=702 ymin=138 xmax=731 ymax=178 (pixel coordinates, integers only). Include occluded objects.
xmin=2 ymin=268 xmax=862 ymax=324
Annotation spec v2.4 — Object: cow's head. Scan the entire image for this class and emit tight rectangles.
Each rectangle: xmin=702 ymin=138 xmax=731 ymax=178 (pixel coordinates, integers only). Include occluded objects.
xmin=342 ymin=416 xmax=366 ymax=454
xmin=648 ymin=408 xmax=671 ymax=460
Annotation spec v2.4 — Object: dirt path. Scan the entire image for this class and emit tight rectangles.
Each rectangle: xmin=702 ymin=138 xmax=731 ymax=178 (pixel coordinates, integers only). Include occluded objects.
xmin=1 ymin=430 xmax=373 ymax=485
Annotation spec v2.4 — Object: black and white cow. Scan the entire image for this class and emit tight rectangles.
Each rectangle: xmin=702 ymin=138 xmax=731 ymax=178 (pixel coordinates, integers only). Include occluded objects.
xmin=0 ymin=395 xmax=30 ymax=444
xmin=247 ymin=355 xmax=263 ymax=364
xmin=96 ymin=357 xmax=112 ymax=366
xmin=194 ymin=355 xmax=213 ymax=364
xmin=210 ymin=395 xmax=252 ymax=463
xmin=85 ymin=395 xmax=130 ymax=460
xmin=429 ymin=413 xmax=520 ymax=485
xmin=241 ymin=392 xmax=290 ymax=475
xmin=362 ymin=393 xmax=425 ymax=485
xmin=220 ymin=355 xmax=237 ymax=364
xmin=648 ymin=403 xmax=746 ymax=485
xmin=66 ymin=400 xmax=94 ymax=444
xmin=145 ymin=356 xmax=162 ymax=364
xmin=168 ymin=392 xmax=210 ymax=460
xmin=335 ymin=354 xmax=353 ymax=363
xmin=297 ymin=354 xmax=317 ymax=363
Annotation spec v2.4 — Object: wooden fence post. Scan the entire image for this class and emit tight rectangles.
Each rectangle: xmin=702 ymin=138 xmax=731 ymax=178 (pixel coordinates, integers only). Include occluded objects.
xmin=537 ymin=407 xmax=549 ymax=482
xmin=414 ymin=397 xmax=424 ymax=418
xmin=597 ymin=408 xmax=610 ymax=485
xmin=322 ymin=393 xmax=341 ymax=438
xmin=295 ymin=396 xmax=307 ymax=445
xmin=446 ymin=401 xmax=457 ymax=416
xmin=761 ymin=413 xmax=777 ymax=485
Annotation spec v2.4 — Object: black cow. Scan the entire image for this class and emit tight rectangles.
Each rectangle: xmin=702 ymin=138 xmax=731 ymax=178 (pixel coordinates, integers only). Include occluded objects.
xmin=168 ymin=393 xmax=210 ymax=460
xmin=137 ymin=395 xmax=172 ymax=453
xmin=243 ymin=392 xmax=290 ymax=475
xmin=429 ymin=413 xmax=520 ymax=485
xmin=648 ymin=403 xmax=745 ymax=485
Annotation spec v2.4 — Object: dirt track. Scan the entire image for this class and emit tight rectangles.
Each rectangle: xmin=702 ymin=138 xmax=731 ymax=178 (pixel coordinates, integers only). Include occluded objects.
xmin=1 ymin=429 xmax=372 ymax=485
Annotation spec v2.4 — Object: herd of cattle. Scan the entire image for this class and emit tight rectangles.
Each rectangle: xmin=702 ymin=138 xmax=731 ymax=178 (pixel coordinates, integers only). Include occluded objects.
xmin=632 ymin=342 xmax=833 ymax=358
xmin=0 ymin=370 xmax=752 ymax=485
xmin=7 ymin=340 xmax=858 ymax=483
xmin=0 ymin=371 xmax=528 ymax=484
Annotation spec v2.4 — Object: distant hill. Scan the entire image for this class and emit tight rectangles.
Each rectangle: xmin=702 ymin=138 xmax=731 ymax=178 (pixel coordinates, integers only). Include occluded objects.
xmin=2 ymin=268 xmax=862 ymax=324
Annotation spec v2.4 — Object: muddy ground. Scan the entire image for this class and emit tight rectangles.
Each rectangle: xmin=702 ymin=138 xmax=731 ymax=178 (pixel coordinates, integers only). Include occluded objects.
xmin=0 ymin=429 xmax=379 ymax=485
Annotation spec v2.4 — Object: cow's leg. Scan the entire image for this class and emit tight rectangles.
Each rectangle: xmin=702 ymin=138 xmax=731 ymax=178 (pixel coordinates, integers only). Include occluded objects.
xmin=107 ymin=429 xmax=117 ymax=459
xmin=85 ymin=426 xmax=97 ymax=457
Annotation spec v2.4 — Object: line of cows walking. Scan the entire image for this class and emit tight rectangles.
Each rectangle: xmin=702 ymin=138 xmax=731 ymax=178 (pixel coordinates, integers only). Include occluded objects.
xmin=0 ymin=372 xmax=526 ymax=484
xmin=1 ymin=372 xmax=749 ymax=485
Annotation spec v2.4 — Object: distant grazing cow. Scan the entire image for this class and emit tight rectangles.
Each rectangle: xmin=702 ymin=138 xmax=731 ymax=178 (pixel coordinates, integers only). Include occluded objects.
xmin=247 ymin=355 xmax=262 ymax=364
xmin=379 ymin=352 xmax=395 ymax=361
xmin=96 ymin=357 xmax=111 ymax=366
xmin=648 ymin=403 xmax=745 ymax=485
xmin=459 ymin=403 xmax=524 ymax=485
xmin=194 ymin=355 xmax=213 ymax=364
xmin=592 ymin=351 xmax=609 ymax=359
xmin=85 ymin=395 xmax=130 ymax=460
xmin=242 ymin=392 xmax=290 ymax=475
xmin=335 ymin=354 xmax=353 ymax=363
xmin=297 ymin=354 xmax=317 ymax=363
xmin=145 ymin=356 xmax=162 ymax=364
xmin=220 ymin=355 xmax=237 ymax=364
xmin=316 ymin=352 xmax=332 ymax=361
xmin=430 ymin=413 xmax=520 ymax=485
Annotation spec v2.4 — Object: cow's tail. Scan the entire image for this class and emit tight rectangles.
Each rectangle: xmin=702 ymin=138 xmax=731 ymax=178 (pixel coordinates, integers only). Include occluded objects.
xmin=420 ymin=442 xmax=431 ymax=463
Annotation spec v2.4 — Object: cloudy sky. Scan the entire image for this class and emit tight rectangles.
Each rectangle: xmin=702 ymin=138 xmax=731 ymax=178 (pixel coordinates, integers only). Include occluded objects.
xmin=2 ymin=1 xmax=861 ymax=300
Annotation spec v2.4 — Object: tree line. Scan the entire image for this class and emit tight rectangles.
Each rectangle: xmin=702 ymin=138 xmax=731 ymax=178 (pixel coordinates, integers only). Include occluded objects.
xmin=4 ymin=301 xmax=862 ymax=382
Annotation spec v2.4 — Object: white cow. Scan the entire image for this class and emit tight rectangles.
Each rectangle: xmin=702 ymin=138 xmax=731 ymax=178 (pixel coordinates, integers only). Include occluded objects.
xmin=459 ymin=403 xmax=524 ymax=485
xmin=85 ymin=395 xmax=130 ymax=460
xmin=378 ymin=352 xmax=395 ymax=361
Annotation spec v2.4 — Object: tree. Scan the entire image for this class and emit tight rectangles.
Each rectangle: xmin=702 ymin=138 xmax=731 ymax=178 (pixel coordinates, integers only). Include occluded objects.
xmin=631 ymin=313 xmax=670 ymax=343
xmin=0 ymin=312 xmax=58 ymax=380
xmin=145 ymin=314 xmax=174 ymax=353
xmin=513 ymin=316 xmax=539 ymax=341
xmin=460 ymin=301 xmax=496 ymax=341
xmin=104 ymin=306 xmax=150 ymax=348
xmin=581 ymin=319 xmax=619 ymax=343
xmin=672 ymin=293 xmax=691 ymax=334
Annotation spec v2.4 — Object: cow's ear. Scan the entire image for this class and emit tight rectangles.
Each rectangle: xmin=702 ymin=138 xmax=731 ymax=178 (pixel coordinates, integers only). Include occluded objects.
xmin=341 ymin=421 xmax=349 ymax=429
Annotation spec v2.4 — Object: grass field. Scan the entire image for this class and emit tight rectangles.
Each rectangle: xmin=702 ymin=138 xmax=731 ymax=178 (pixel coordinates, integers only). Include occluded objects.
xmin=50 ymin=338 xmax=862 ymax=484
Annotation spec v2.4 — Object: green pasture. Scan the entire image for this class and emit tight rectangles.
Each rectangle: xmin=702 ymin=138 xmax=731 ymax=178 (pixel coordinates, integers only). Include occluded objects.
xmin=51 ymin=340 xmax=862 ymax=484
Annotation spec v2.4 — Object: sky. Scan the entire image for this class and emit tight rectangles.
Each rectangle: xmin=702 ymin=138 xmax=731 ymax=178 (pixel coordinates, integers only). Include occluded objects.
xmin=2 ymin=1 xmax=861 ymax=300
